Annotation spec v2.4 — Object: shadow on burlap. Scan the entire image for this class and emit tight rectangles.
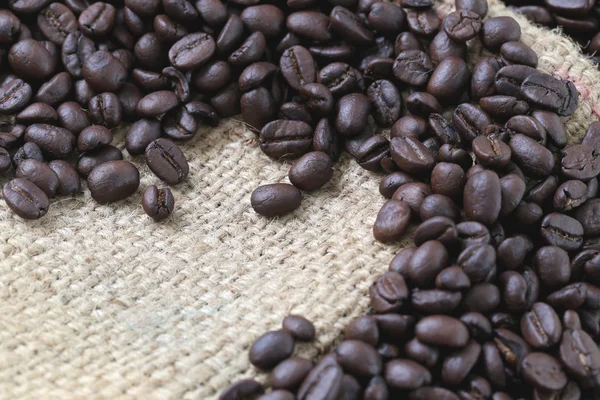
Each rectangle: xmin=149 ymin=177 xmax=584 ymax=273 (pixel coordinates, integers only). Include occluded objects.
xmin=0 ymin=1 xmax=599 ymax=399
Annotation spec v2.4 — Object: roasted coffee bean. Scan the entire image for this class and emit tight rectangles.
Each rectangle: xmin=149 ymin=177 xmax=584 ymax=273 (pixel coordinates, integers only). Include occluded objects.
xmin=428 ymin=30 xmax=468 ymax=64
xmin=14 ymin=159 xmax=58 ymax=198
xmin=472 ymin=136 xmax=511 ymax=170
xmin=436 ymin=266 xmax=470 ymax=291
xmin=34 ymin=72 xmax=72 ymax=107
xmin=76 ymin=145 xmax=122 ymax=178
xmin=88 ymin=92 xmax=122 ymax=128
xmin=525 ymin=175 xmax=559 ymax=205
xmin=240 ymin=88 xmax=276 ymax=131
xmin=2 ymin=178 xmax=49 ymax=220
xmin=394 ymin=32 xmax=424 ymax=55
xmin=373 ymin=314 xmax=415 ymax=343
xmin=12 ymin=142 xmax=43 ymax=168
xmin=134 ymin=33 xmax=170 ymax=71
xmin=521 ymin=302 xmax=562 ymax=349
xmin=260 ymin=120 xmax=312 ymax=160
xmin=334 ymin=94 xmax=371 ymax=137
xmin=330 ymin=6 xmax=374 ymax=47
xmin=499 ymin=174 xmax=526 ymax=216
xmin=429 ymin=114 xmax=461 ymax=146
xmin=162 ymin=67 xmax=189 ymax=103
xmin=379 ymin=172 xmax=415 ymax=199
xmin=309 ymin=43 xmax=353 ymax=63
xmin=0 ymin=79 xmax=32 ymax=114
xmin=16 ymin=102 xmax=56 ymax=125
xmin=457 ymin=221 xmax=491 ymax=250
xmin=500 ymin=41 xmax=538 ymax=68
xmin=427 ymin=57 xmax=470 ymax=104
xmin=412 ymin=289 xmax=462 ymax=314
xmin=385 ymin=359 xmax=431 ymax=390
xmin=86 ymin=160 xmax=139 ymax=204
xmin=443 ymin=10 xmax=482 ymax=42
xmin=184 ymin=101 xmax=219 ymax=127
xmin=9 ymin=39 xmax=56 ymax=80
xmin=553 ymin=180 xmax=588 ymax=211
xmin=24 ymin=124 xmax=74 ymax=159
xmin=288 ymin=152 xmax=333 ymax=192
xmin=391 ymin=115 xmax=428 ymax=139
xmin=390 ymin=136 xmax=435 ymax=175
xmin=0 ymin=9 xmax=21 ymax=44
xmin=144 ymin=138 xmax=188 ymax=185
xmin=116 ymin=83 xmax=143 ymax=122
xmin=406 ymin=92 xmax=441 ymax=117
xmin=312 ymin=118 xmax=341 ymax=161
xmin=286 ymin=11 xmax=331 ymax=42
xmin=367 ymin=2 xmax=406 ymax=36
xmin=124 ymin=119 xmax=161 ymax=157
xmin=240 ymin=4 xmax=284 ymax=39
xmin=279 ymin=45 xmax=315 ymax=91
xmin=56 ymin=102 xmax=90 ymax=135
xmin=78 ymin=2 xmax=116 ymax=37
xmin=462 ymin=282 xmax=500 ymax=314
xmin=456 ymin=0 xmax=488 ymax=17
xmin=430 ymin=162 xmax=466 ymax=200
xmin=406 ymin=8 xmax=440 ymax=38
xmin=522 ymin=73 xmax=578 ymax=117
xmin=38 ymin=3 xmax=77 ymax=45
xmin=210 ymin=83 xmax=241 ymax=118
xmin=392 ymin=182 xmax=432 ymax=214
xmin=392 ymin=51 xmax=433 ymax=87
xmin=561 ymin=144 xmax=600 ymax=181
xmin=281 ymin=315 xmax=314 ymax=342
xmin=471 ymin=57 xmax=503 ymax=100
xmin=142 ymin=185 xmax=174 ymax=222
xmin=297 ymin=356 xmax=343 ymax=400
xmin=373 ymin=200 xmax=411 ymax=243
xmin=278 ymin=102 xmax=312 ymax=125
xmin=249 ymin=330 xmax=294 ymax=370
xmin=153 ymin=14 xmax=188 ymax=44
xmin=416 ymin=315 xmax=469 ymax=348
xmin=369 ymin=271 xmax=408 ymax=313
xmin=366 ymin=80 xmax=401 ymax=128
xmin=514 ymin=200 xmax=544 ymax=225
xmin=464 ymin=170 xmax=501 ymax=226
xmin=479 ymin=96 xmax=529 ymax=120
xmin=481 ymin=16 xmax=521 ymax=51
xmin=530 ymin=110 xmax=566 ymax=149
xmin=251 ymin=183 xmax=302 ymax=217
xmin=364 ymin=376 xmax=388 ymax=400
xmin=344 ymin=316 xmax=378 ymax=346
xmin=0 ymin=147 xmax=11 ymax=173
xmin=169 ymin=33 xmax=215 ymax=71
xmin=388 ymin=247 xmax=416 ymax=278
xmin=509 ymin=134 xmax=555 ymax=178
xmin=442 ymin=340 xmax=481 ymax=386
xmin=452 ymin=104 xmax=492 ymax=143
xmin=160 ymin=106 xmax=197 ymax=141
xmin=522 ymin=352 xmax=568 ymax=392
xmin=48 ymin=160 xmax=79 ymax=196
xmin=499 ymin=271 xmax=529 ymax=312
xmin=299 ymin=83 xmax=334 ymax=119
xmin=77 ymin=125 xmax=112 ymax=152
xmin=419 ymin=194 xmax=459 ymax=222
xmin=541 ymin=213 xmax=584 ymax=252
xmin=271 ymin=357 xmax=313 ymax=391
xmin=132 ymin=69 xmax=169 ymax=92
xmin=354 ymin=135 xmax=388 ymax=172
xmin=82 ymin=50 xmax=126 ymax=92
xmin=457 ymin=243 xmax=496 ymax=284
xmin=414 ymin=216 xmax=458 ymax=247
xmin=318 ymin=62 xmax=360 ymax=97
xmin=506 ymin=116 xmax=546 ymax=144
xmin=493 ymin=328 xmax=531 ymax=372
xmin=574 ymin=199 xmax=600 ymax=237
xmin=495 ymin=64 xmax=537 ymax=98
xmin=238 ymin=62 xmax=277 ymax=93
xmin=336 ymin=340 xmax=382 ymax=378
xmin=407 ymin=240 xmax=448 ymax=288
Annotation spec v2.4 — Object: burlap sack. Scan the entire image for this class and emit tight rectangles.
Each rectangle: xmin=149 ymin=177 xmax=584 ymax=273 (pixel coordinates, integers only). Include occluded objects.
xmin=0 ymin=1 xmax=598 ymax=399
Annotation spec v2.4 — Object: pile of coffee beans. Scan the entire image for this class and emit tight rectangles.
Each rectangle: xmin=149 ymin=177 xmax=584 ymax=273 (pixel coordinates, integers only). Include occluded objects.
xmin=205 ymin=0 xmax=600 ymax=398
xmin=506 ymin=0 xmax=600 ymax=66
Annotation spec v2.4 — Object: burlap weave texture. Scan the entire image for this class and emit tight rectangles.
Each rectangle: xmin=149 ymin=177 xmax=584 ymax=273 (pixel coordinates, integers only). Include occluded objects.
xmin=0 ymin=1 xmax=599 ymax=399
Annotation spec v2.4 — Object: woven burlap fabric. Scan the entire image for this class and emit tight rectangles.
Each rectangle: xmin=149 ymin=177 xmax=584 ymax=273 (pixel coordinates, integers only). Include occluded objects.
xmin=0 ymin=1 xmax=599 ymax=399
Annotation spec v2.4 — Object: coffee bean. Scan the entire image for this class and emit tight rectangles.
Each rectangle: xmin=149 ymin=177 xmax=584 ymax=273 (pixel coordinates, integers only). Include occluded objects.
xmin=509 ymin=134 xmax=555 ymax=178
xmin=330 ymin=6 xmax=374 ymax=46
xmin=391 ymin=115 xmax=428 ymax=139
xmin=481 ymin=16 xmax=521 ymax=51
xmin=525 ymin=175 xmax=559 ymax=205
xmin=390 ymin=136 xmax=435 ymax=175
xmin=312 ymin=118 xmax=341 ymax=162
xmin=443 ymin=10 xmax=482 ymax=42
xmin=251 ymin=183 xmax=302 ymax=217
xmin=48 ymin=160 xmax=80 ymax=196
xmin=123 ymin=119 xmax=160 ymax=157
xmin=24 ymin=123 xmax=75 ymax=159
xmin=406 ymin=92 xmax=441 ymax=118
xmin=280 ymin=45 xmax=315 ymax=91
xmin=210 ymin=83 xmax=241 ymax=118
xmin=77 ymin=125 xmax=111 ymax=152
xmin=355 ymin=135 xmax=390 ymax=172
xmin=561 ymin=144 xmax=600 ymax=181
xmin=78 ymin=2 xmax=116 ymax=37
xmin=86 ymin=160 xmax=139 ymax=204
xmin=369 ymin=271 xmax=408 ymax=313
xmin=471 ymin=57 xmax=503 ymax=100
xmin=33 ymin=71 xmax=71 ymax=107
xmin=279 ymin=102 xmax=312 ymax=125
xmin=463 ymin=170 xmax=501 ymax=226
xmin=411 ymin=289 xmax=462 ymax=314
xmin=299 ymin=83 xmax=334 ymax=118
xmin=456 ymin=0 xmax=488 ymax=17
xmin=379 ymin=172 xmax=416 ymax=199
xmin=366 ymin=80 xmax=401 ymax=128
xmin=144 ymin=138 xmax=188 ymax=185
xmin=409 ymin=387 xmax=460 ymax=400
xmin=522 ymin=352 xmax=568 ymax=392
xmin=0 ymin=78 xmax=32 ymax=114
xmin=386 ymin=359 xmax=433 ymax=391
xmin=553 ymin=180 xmax=588 ymax=211
xmin=345 ymin=316 xmax=378 ymax=347
xmin=260 ymin=120 xmax=313 ymax=160
xmin=249 ymin=330 xmax=294 ymax=370
xmin=373 ymin=200 xmax=411 ymax=243
xmin=416 ymin=315 xmax=469 ymax=348
xmin=9 ymin=39 xmax=56 ymax=80
xmin=493 ymin=328 xmax=531 ymax=373
xmin=286 ymin=11 xmax=330 ymax=42
xmin=0 ymin=9 xmax=21 ymax=44
xmin=271 ymin=357 xmax=313 ymax=391
xmin=428 ymin=30 xmax=468 ymax=64
xmin=334 ymin=93 xmax=371 ymax=137
xmin=419 ymin=194 xmax=459 ymax=222
xmin=521 ymin=302 xmax=562 ymax=349
xmin=297 ymin=356 xmax=343 ymax=400
xmin=574 ymin=199 xmax=600 ymax=237
xmin=55 ymin=102 xmax=90 ymax=135
xmin=522 ymin=73 xmax=578 ymax=117
xmin=241 ymin=4 xmax=284 ymax=39
xmin=495 ymin=64 xmax=536 ymax=98
xmin=442 ymin=340 xmax=481 ymax=386
xmin=289 ymin=151 xmax=333 ymax=191
xmin=15 ymin=159 xmax=58 ymax=198
xmin=141 ymin=185 xmax=174 ymax=221
xmin=318 ymin=62 xmax=360 ymax=97
xmin=392 ymin=182 xmax=432 ymax=214
xmin=82 ymin=50 xmax=126 ymax=93
xmin=406 ymin=8 xmax=440 ymax=38
xmin=364 ymin=376 xmax=388 ymax=400
xmin=394 ymin=32 xmax=424 ymax=55
xmin=16 ymin=102 xmax=57 ymax=125
xmin=169 ymin=32 xmax=215 ymax=71
xmin=414 ymin=217 xmax=458 ymax=247
xmin=479 ymin=96 xmax=530 ymax=120
xmin=392 ymin=50 xmax=433 ymax=87
xmin=2 ymin=178 xmax=50 ymax=220
xmin=427 ymin=57 xmax=470 ymax=104
xmin=335 ymin=340 xmax=382 ymax=378
xmin=541 ymin=213 xmax=584 ymax=251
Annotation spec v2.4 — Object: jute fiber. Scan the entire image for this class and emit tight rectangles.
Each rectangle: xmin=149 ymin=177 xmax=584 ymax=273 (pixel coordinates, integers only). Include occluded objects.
xmin=0 ymin=1 xmax=599 ymax=399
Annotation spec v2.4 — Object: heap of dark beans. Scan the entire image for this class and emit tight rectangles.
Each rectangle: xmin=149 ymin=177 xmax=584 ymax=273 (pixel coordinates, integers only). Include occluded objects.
xmin=506 ymin=0 xmax=600 ymax=66
xmin=214 ymin=0 xmax=600 ymax=398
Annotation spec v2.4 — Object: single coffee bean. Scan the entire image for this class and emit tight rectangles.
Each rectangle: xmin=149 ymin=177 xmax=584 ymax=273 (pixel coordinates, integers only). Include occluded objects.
xmin=442 ymin=340 xmax=481 ymax=386
xmin=249 ymin=330 xmax=294 ymax=370
xmin=271 ymin=357 xmax=313 ymax=391
xmin=24 ymin=124 xmax=74 ymax=159
xmin=15 ymin=159 xmax=58 ymax=198
xmin=16 ymin=102 xmax=57 ymax=125
xmin=443 ymin=10 xmax=482 ymax=42
xmin=391 ymin=115 xmax=428 ymax=139
xmin=297 ymin=356 xmax=343 ymax=400
xmin=369 ymin=271 xmax=408 ymax=313
xmin=481 ymin=16 xmax=521 ymax=51
xmin=2 ymin=178 xmax=50 ymax=220
xmin=414 ymin=217 xmax=458 ymax=247
xmin=530 ymin=73 xmax=579 ymax=115
xmin=334 ymin=93 xmax=371 ymax=137
xmin=522 ymin=352 xmax=568 ymax=392
xmin=0 ymin=79 xmax=32 ymax=114
xmin=278 ymin=102 xmax=312 ymax=125
xmin=286 ymin=11 xmax=331 ymax=42
xmin=366 ymin=80 xmax=401 ymax=128
xmin=412 ymin=289 xmax=462 ymax=314
xmin=185 ymin=101 xmax=219 ymax=127
xmin=392 ymin=50 xmax=433 ymax=87
xmin=457 ymin=244 xmax=496 ymax=283
xmin=77 ymin=125 xmax=112 ymax=152
xmin=241 ymin=88 xmax=276 ymax=131
xmin=318 ymin=62 xmax=361 ymax=97
xmin=309 ymin=43 xmax=353 ymax=63
xmin=82 ymin=50 xmax=126 ymax=92
xmin=561 ymin=144 xmax=600 ymax=181
xmin=509 ymin=134 xmax=555 ymax=178
xmin=408 ymin=240 xmax=448 ymax=288
xmin=535 ymin=246 xmax=571 ymax=289
xmin=430 ymin=162 xmax=466 ymax=200
xmin=169 ymin=32 xmax=216 ymax=71
xmin=142 ymin=185 xmax=174 ymax=222
xmin=379 ymin=172 xmax=416 ymax=199
xmin=132 ymin=69 xmax=169 ymax=92
xmin=541 ymin=213 xmax=584 ymax=252
xmin=493 ymin=328 xmax=531 ymax=371
xmin=471 ymin=57 xmax=503 ymax=100
xmin=436 ymin=266 xmax=470 ymax=291
xmin=553 ymin=180 xmax=588 ymax=211
xmin=355 ymin=135 xmax=389 ymax=172
xmin=161 ymin=67 xmax=189 ymax=103
xmin=260 ymin=120 xmax=313 ymax=160
xmin=495 ymin=64 xmax=537 ymax=98
xmin=136 ymin=90 xmax=180 ymax=118
xmin=394 ymin=32 xmax=424 ymax=55
xmin=282 ymin=315 xmax=315 ymax=342
xmin=78 ymin=2 xmax=116 ymax=37
xmin=514 ymin=200 xmax=544 ymax=225
xmin=392 ymin=182 xmax=432 ymax=214
xmin=56 ymin=102 xmax=90 ymax=135
xmin=419 ymin=194 xmax=459 ymax=222
xmin=345 ymin=316 xmax=378 ymax=347
xmin=428 ymin=30 xmax=468 ymax=64
xmin=124 ymin=119 xmax=161 ymax=156
xmin=406 ymin=92 xmax=441 ymax=117
xmin=464 ymin=170 xmax=501 ymax=226
xmin=251 ymin=183 xmax=302 ymax=217
xmin=406 ymin=8 xmax=440 ymax=38
xmin=521 ymin=302 xmax=562 ymax=349
xmin=364 ymin=376 xmax=388 ymax=400
xmin=210 ymin=83 xmax=241 ymax=118
xmin=299 ymin=83 xmax=334 ymax=119
xmin=48 ymin=160 xmax=80 ymax=196
xmin=479 ymin=96 xmax=530 ymax=120
xmin=0 ymin=9 xmax=21 ymax=44
xmin=373 ymin=200 xmax=411 ymax=243
xmin=505 ymin=115 xmax=546 ymax=145
xmin=500 ymin=41 xmax=538 ymax=67
xmin=87 ymin=160 xmax=139 ymax=204
xmin=336 ymin=340 xmax=382 ymax=378
xmin=497 ymin=235 xmax=533 ymax=270
xmin=526 ymin=175 xmax=559 ymax=205
xmin=456 ymin=0 xmax=488 ymax=17
xmin=35 ymin=71 xmax=72 ymax=106
xmin=416 ymin=315 xmax=469 ymax=348
xmin=531 ymin=110 xmax=567 ymax=149
xmin=429 ymin=114 xmax=461 ymax=146
xmin=313 ymin=118 xmax=341 ymax=161
xmin=280 ymin=45 xmax=315 ymax=91
xmin=499 ymin=174 xmax=526 ymax=216
xmin=238 ymin=62 xmax=277 ymax=93
xmin=88 ymin=92 xmax=122 ymax=128
xmin=154 ymin=15 xmax=188 ymax=44
xmin=116 ymin=83 xmax=143 ymax=122
xmin=409 ymin=387 xmax=460 ymax=400
xmin=9 ymin=39 xmax=56 ymax=80
xmin=427 ymin=57 xmax=470 ymax=105
xmin=385 ymin=359 xmax=432 ymax=390
xmin=573 ymin=199 xmax=600 ymax=237
xmin=329 ymin=6 xmax=374 ymax=47
xmin=145 ymin=138 xmax=188 ymax=185
xmin=220 ymin=379 xmax=264 ymax=400
xmin=456 ymin=221 xmax=491 ymax=251
xmin=289 ymin=151 xmax=333 ymax=192
xmin=61 ymin=31 xmax=95 ymax=79
xmin=390 ymin=136 xmax=435 ymax=175
xmin=367 ymin=2 xmax=406 ymax=36
xmin=452 ymin=104 xmax=492 ymax=143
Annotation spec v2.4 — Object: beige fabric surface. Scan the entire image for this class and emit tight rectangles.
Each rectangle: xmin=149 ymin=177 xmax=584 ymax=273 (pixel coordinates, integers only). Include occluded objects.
xmin=0 ymin=1 xmax=599 ymax=399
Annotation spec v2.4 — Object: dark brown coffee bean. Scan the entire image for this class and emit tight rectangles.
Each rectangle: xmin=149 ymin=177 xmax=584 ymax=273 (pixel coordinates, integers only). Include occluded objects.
xmin=238 ymin=62 xmax=277 ymax=93
xmin=525 ymin=175 xmax=559 ymax=205
xmin=124 ymin=119 xmax=160 ymax=156
xmin=251 ymin=183 xmax=302 ymax=217
xmin=495 ymin=64 xmax=536 ymax=98
xmin=87 ymin=160 xmax=139 ymax=204
xmin=334 ymin=93 xmax=371 ymax=137
xmin=464 ymin=170 xmax=501 ymax=226
xmin=297 ymin=356 xmax=343 ymax=400
xmin=409 ymin=387 xmax=460 ymax=400
xmin=435 ymin=266 xmax=470 ymax=291
xmin=481 ymin=16 xmax=521 ymax=51
xmin=220 ymin=379 xmax=264 ymax=400
xmin=9 ymin=39 xmax=56 ymax=80
xmin=271 ymin=357 xmax=313 ymax=391
xmin=442 ymin=340 xmax=481 ymax=386
xmin=541 ymin=213 xmax=584 ymax=252
xmin=394 ymin=32 xmax=424 ymax=55
xmin=456 ymin=221 xmax=491 ymax=250
xmin=428 ymin=30 xmax=468 ymax=64
xmin=280 ymin=315 xmax=314 ymax=342
xmin=373 ymin=200 xmax=411 ymax=243
xmin=0 ymin=78 xmax=32 ymax=114
xmin=169 ymin=32 xmax=215 ymax=71
xmin=330 ymin=6 xmax=374 ymax=46
xmin=416 ymin=315 xmax=469 ymax=347
xmin=471 ymin=57 xmax=503 ymax=100
xmin=354 ymin=135 xmax=388 ymax=172
xmin=240 ymin=4 xmax=284 ymax=39
xmin=553 ymin=180 xmax=588 ymax=211
xmin=78 ymin=2 xmax=116 ymax=37
xmin=407 ymin=240 xmax=448 ymax=288
xmin=388 ymin=247 xmax=416 ymax=278
xmin=260 ymin=120 xmax=312 ymax=160
xmin=33 ymin=71 xmax=71 ymax=107
xmin=443 ymin=10 xmax=482 ymax=42
xmin=286 ymin=11 xmax=331 ymax=42
xmin=430 ymin=162 xmax=466 ymax=200
xmin=216 ymin=14 xmax=244 ymax=56
xmin=210 ymin=82 xmax=241 ymax=118
xmin=77 ymin=125 xmax=112 ymax=152
xmin=56 ymin=101 xmax=90 ymax=135
xmin=280 ymin=45 xmax=315 ymax=91
xmin=227 ymin=30 xmax=268 ymax=67
xmin=429 ymin=113 xmax=461 ymax=146
xmin=318 ymin=62 xmax=361 ymax=97
xmin=419 ymin=194 xmax=459 ymax=222
xmin=24 ymin=123 xmax=74 ymax=159
xmin=498 ymin=174 xmax=526 ymax=216
xmin=573 ymin=199 xmax=600 ymax=238
xmin=3 ymin=178 xmax=49 ymax=219
xmin=15 ymin=158 xmax=58 ymax=198
xmin=514 ymin=200 xmax=544 ymax=225
xmin=364 ymin=376 xmax=388 ymax=400
xmin=390 ymin=136 xmax=435 ymax=175
xmin=522 ymin=353 xmax=568 ymax=392
xmin=336 ymin=340 xmax=382 ymax=378
xmin=288 ymin=151 xmax=333 ymax=192
xmin=0 ymin=147 xmax=11 ymax=173
xmin=414 ymin=217 xmax=458 ymax=247
xmin=308 ymin=43 xmax=353 ymax=63
xmin=509 ymin=134 xmax=555 ymax=178
xmin=153 ymin=14 xmax=188 ymax=44
xmin=532 ymin=110 xmax=567 ymax=149
xmin=145 ymin=138 xmax=188 ymax=185
xmin=345 ymin=316 xmax=378 ymax=347
xmin=385 ymin=359 xmax=431 ymax=390
xmin=499 ymin=41 xmax=538 ymax=67
xmin=141 ymin=185 xmax=174 ymax=222
xmin=38 ymin=3 xmax=78 ymax=45
xmin=48 ymin=160 xmax=79 ymax=196
xmin=493 ymin=328 xmax=531 ymax=372
xmin=391 ymin=115 xmax=428 ymax=139
xmin=406 ymin=8 xmax=440 ymax=38
xmin=522 ymin=73 xmax=578 ymax=117
xmin=82 ymin=50 xmax=126 ymax=93
xmin=561 ymin=144 xmax=600 ymax=181
xmin=412 ymin=289 xmax=462 ymax=314
xmin=370 ymin=271 xmax=408 ymax=313
xmin=88 ymin=92 xmax=122 ymax=128
xmin=392 ymin=50 xmax=433 ymax=87
xmin=249 ymin=330 xmax=294 ymax=370
xmin=367 ymin=2 xmax=405 ymax=36
xmin=479 ymin=96 xmax=529 ymax=120
xmin=392 ymin=182 xmax=432 ymax=214
xmin=241 ymin=87 xmax=276 ymax=131
xmin=427 ymin=57 xmax=470 ymax=104
xmin=457 ymin=244 xmax=496 ymax=284
xmin=379 ymin=172 xmax=416 ymax=199
xmin=313 ymin=118 xmax=341 ymax=161
xmin=0 ymin=9 xmax=21 ymax=44
xmin=16 ymin=102 xmax=56 ymax=125
xmin=405 ymin=93 xmax=440 ymax=118
xmin=456 ymin=0 xmax=488 ymax=17
xmin=132 ymin=69 xmax=169 ymax=92
xmin=300 ymin=83 xmax=334 ymax=118
xmin=521 ymin=302 xmax=562 ymax=349
xmin=11 ymin=143 xmax=42 ymax=169
xmin=535 ymin=246 xmax=571 ymax=289
xmin=366 ymin=80 xmax=401 ymax=128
